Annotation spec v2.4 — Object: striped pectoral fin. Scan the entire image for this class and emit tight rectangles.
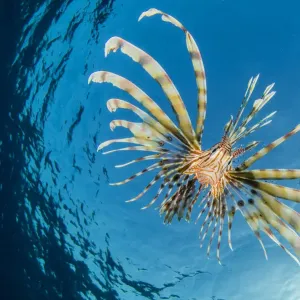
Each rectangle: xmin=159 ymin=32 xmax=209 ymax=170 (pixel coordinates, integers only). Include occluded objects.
xmin=227 ymin=206 xmax=236 ymax=251
xmin=88 ymin=71 xmax=188 ymax=146
xmin=195 ymin=198 xmax=211 ymax=224
xmin=163 ymin=193 xmax=181 ymax=224
xmin=185 ymin=184 xmax=203 ymax=222
xmin=228 ymin=183 xmax=271 ymax=259
xmin=109 ymin=120 xmax=167 ymax=145
xmin=110 ymin=161 xmax=162 ymax=186
xmin=143 ymin=174 xmax=187 ymax=212
xmin=175 ymin=179 xmax=195 ymax=220
xmin=216 ymin=214 xmax=225 ymax=264
xmin=239 ymin=204 xmax=268 ymax=259
xmin=142 ymin=170 xmax=185 ymax=223
xmin=185 ymin=32 xmax=207 ymax=144
xmin=230 ymin=169 xmax=300 ymax=180
xmin=177 ymin=178 xmax=197 ymax=220
xmin=108 ymin=99 xmax=192 ymax=154
xmin=207 ymin=216 xmax=219 ymax=258
xmin=200 ymin=213 xmax=215 ymax=248
xmin=115 ymin=154 xmax=163 ymax=168
xmin=109 ymin=119 xmax=144 ymax=136
xmin=252 ymin=189 xmax=300 ymax=234
xmin=138 ymin=8 xmax=183 ymax=27
xmin=163 ymin=178 xmax=194 ymax=223
xmin=138 ymin=8 xmax=207 ymax=146
xmin=126 ymin=163 xmax=184 ymax=203
xmin=104 ymin=37 xmax=199 ymax=150
xmin=236 ymin=124 xmax=300 ymax=171
xmin=97 ymin=137 xmax=160 ymax=152
xmin=113 ymin=159 xmax=184 ymax=189
xmin=106 ymin=99 xmax=173 ymax=139
xmin=199 ymin=198 xmax=215 ymax=240
xmin=228 ymin=182 xmax=273 ymax=259
xmin=250 ymin=195 xmax=300 ymax=261
xmin=102 ymin=145 xmax=165 ymax=155
xmin=253 ymin=210 xmax=300 ymax=264
xmin=159 ymin=174 xmax=187 ymax=213
xmin=125 ymin=169 xmax=166 ymax=203
xmin=234 ymin=177 xmax=300 ymax=203
xmin=141 ymin=178 xmax=169 ymax=210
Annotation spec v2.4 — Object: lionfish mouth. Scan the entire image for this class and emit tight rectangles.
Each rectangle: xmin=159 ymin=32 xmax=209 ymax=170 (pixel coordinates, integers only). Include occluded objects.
xmin=88 ymin=8 xmax=300 ymax=265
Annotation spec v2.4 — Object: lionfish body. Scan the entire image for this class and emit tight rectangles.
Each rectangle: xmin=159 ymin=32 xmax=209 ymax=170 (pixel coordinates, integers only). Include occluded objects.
xmin=184 ymin=137 xmax=234 ymax=199
xmin=89 ymin=8 xmax=300 ymax=264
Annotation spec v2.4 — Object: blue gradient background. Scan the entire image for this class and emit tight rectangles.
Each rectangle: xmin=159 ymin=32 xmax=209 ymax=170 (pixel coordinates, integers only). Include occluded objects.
xmin=2 ymin=0 xmax=300 ymax=299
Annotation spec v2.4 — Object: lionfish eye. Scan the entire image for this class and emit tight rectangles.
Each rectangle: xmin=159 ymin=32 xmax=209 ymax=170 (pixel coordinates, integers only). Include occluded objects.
xmin=211 ymin=147 xmax=218 ymax=153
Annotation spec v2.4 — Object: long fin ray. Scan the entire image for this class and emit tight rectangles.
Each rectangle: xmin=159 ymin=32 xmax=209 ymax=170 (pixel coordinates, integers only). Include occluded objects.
xmin=232 ymin=111 xmax=276 ymax=144
xmin=105 ymin=37 xmax=199 ymax=149
xmin=115 ymin=154 xmax=163 ymax=168
xmin=107 ymin=99 xmax=177 ymax=140
xmin=226 ymin=184 xmax=269 ymax=259
xmin=103 ymin=146 xmax=165 ymax=155
xmin=250 ymin=192 xmax=300 ymax=257
xmin=229 ymin=75 xmax=259 ymax=137
xmin=231 ymin=177 xmax=300 ymax=203
xmin=126 ymin=164 xmax=184 ymax=203
xmin=107 ymin=99 xmax=191 ymax=152
xmin=110 ymin=120 xmax=168 ymax=144
xmin=230 ymin=79 xmax=276 ymax=140
xmin=97 ymin=137 xmax=159 ymax=152
xmin=110 ymin=162 xmax=162 ymax=186
xmin=230 ymin=169 xmax=300 ymax=180
xmin=138 ymin=8 xmax=207 ymax=146
xmin=236 ymin=124 xmax=300 ymax=171
xmin=88 ymin=71 xmax=190 ymax=146
xmin=251 ymin=189 xmax=300 ymax=233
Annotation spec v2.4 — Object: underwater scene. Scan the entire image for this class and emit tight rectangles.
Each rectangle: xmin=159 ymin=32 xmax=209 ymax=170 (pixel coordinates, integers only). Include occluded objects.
xmin=2 ymin=0 xmax=300 ymax=299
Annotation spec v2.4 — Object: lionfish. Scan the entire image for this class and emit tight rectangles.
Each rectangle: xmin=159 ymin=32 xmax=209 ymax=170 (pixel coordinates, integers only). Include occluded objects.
xmin=88 ymin=8 xmax=300 ymax=264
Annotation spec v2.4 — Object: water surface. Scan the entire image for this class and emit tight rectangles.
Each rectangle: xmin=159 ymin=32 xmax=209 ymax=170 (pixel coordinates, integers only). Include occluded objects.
xmin=2 ymin=0 xmax=300 ymax=299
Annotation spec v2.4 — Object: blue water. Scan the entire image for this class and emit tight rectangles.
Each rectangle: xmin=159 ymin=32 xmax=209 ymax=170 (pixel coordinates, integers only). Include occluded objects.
xmin=2 ymin=0 xmax=300 ymax=299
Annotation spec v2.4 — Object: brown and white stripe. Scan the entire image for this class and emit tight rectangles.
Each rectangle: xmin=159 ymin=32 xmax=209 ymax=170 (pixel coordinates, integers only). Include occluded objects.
xmin=88 ymin=71 xmax=190 ymax=146
xmin=138 ymin=8 xmax=207 ymax=147
xmin=236 ymin=124 xmax=300 ymax=171
xmin=104 ymin=36 xmax=199 ymax=149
